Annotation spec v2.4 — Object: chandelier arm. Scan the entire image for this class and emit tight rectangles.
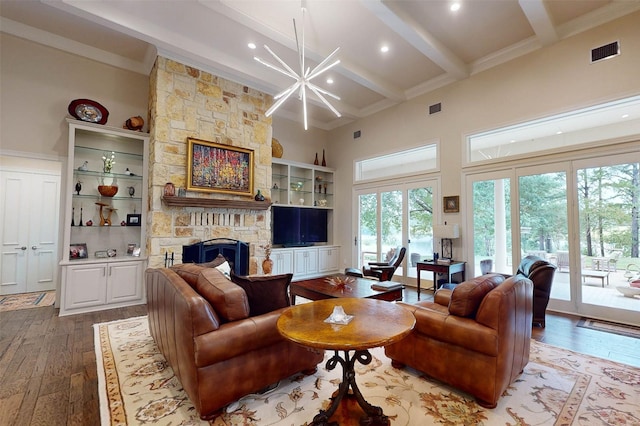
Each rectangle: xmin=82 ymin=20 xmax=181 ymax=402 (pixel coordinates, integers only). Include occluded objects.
xmin=263 ymin=45 xmax=301 ymax=78
xmin=273 ymin=84 xmax=299 ymax=100
xmin=301 ymin=84 xmax=308 ymax=130
xmin=307 ymin=82 xmax=341 ymax=101
xmin=307 ymin=59 xmax=341 ymax=83
xmin=309 ymin=85 xmax=342 ymax=118
xmin=254 ymin=56 xmax=299 ymax=80
xmin=307 ymin=47 xmax=341 ymax=80
xmin=266 ymin=82 xmax=301 ymax=117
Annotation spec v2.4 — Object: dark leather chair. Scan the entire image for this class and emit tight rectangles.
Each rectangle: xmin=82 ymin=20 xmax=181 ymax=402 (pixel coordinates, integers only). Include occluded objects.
xmin=345 ymin=247 xmax=406 ymax=281
xmin=516 ymin=255 xmax=557 ymax=327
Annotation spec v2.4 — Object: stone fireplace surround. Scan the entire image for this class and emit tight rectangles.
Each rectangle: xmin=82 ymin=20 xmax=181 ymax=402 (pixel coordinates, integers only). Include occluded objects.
xmin=147 ymin=57 xmax=273 ymax=273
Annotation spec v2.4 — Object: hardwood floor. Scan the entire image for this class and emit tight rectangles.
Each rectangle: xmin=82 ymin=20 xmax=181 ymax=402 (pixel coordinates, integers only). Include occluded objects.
xmin=0 ymin=288 xmax=638 ymax=426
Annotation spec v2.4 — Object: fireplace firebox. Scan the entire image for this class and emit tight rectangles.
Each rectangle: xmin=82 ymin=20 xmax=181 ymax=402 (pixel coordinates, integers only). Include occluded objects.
xmin=182 ymin=238 xmax=249 ymax=275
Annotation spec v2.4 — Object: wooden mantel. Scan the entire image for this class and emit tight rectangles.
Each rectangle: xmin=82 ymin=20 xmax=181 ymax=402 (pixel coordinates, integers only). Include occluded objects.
xmin=161 ymin=196 xmax=272 ymax=210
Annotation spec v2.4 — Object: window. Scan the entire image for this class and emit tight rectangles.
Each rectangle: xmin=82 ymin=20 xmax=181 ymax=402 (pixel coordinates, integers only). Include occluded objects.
xmin=354 ymin=143 xmax=438 ymax=182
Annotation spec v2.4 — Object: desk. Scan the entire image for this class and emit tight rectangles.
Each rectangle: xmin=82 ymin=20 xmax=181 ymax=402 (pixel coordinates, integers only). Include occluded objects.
xmin=277 ymin=298 xmax=415 ymax=426
xmin=416 ymin=260 xmax=466 ymax=296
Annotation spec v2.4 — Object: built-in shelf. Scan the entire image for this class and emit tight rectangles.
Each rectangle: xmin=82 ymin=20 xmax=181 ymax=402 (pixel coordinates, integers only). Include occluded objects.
xmin=161 ymin=196 xmax=272 ymax=210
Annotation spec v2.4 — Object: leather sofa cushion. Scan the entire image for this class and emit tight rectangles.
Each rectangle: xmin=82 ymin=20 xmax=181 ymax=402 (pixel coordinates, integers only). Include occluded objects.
xmin=195 ymin=268 xmax=250 ymax=322
xmin=230 ymin=272 xmax=293 ymax=316
xmin=449 ymin=274 xmax=504 ymax=317
xmin=170 ymin=254 xmax=228 ymax=287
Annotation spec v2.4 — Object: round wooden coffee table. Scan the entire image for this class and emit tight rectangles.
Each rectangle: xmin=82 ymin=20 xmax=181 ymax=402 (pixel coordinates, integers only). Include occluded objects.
xmin=277 ymin=298 xmax=415 ymax=426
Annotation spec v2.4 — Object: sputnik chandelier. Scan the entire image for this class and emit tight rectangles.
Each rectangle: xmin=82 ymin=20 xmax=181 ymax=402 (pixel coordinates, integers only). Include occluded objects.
xmin=254 ymin=3 xmax=341 ymax=130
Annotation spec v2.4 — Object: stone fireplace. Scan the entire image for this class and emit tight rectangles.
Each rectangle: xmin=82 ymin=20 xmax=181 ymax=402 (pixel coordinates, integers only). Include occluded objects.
xmin=147 ymin=56 xmax=273 ymax=272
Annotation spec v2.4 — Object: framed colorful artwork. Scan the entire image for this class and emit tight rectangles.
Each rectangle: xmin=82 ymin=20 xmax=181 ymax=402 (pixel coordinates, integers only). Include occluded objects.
xmin=186 ymin=137 xmax=254 ymax=196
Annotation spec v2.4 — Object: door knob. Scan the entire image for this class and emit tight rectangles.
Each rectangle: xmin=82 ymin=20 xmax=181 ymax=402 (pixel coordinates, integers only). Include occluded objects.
xmin=15 ymin=246 xmax=27 ymax=250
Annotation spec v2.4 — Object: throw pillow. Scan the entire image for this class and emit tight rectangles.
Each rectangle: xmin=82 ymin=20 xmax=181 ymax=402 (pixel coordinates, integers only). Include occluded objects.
xmin=230 ymin=271 xmax=293 ymax=316
xmin=170 ymin=254 xmax=229 ymax=287
xmin=449 ymin=274 xmax=504 ymax=317
xmin=196 ymin=268 xmax=250 ymax=322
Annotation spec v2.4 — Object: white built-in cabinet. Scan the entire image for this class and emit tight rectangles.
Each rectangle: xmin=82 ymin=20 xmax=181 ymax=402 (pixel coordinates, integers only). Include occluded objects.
xmin=270 ymin=158 xmax=340 ymax=280
xmin=59 ymin=119 xmax=149 ymax=316
xmin=272 ymin=245 xmax=340 ymax=280
xmin=271 ymin=158 xmax=334 ymax=207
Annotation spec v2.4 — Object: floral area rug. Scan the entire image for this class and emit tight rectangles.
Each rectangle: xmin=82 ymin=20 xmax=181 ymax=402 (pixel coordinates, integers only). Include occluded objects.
xmin=94 ymin=316 xmax=640 ymax=425
xmin=0 ymin=291 xmax=55 ymax=312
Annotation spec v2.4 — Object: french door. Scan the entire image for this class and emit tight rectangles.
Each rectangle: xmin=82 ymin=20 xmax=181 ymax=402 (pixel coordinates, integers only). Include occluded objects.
xmin=353 ymin=179 xmax=437 ymax=284
xmin=465 ymin=153 xmax=639 ymax=325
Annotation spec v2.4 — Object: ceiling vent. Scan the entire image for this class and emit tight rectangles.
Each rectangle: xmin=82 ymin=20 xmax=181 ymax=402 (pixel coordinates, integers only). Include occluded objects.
xmin=591 ymin=41 xmax=619 ymax=63
xmin=429 ymin=103 xmax=442 ymax=115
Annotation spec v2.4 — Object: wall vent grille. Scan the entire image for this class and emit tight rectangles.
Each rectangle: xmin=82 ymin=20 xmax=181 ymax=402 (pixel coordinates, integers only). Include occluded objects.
xmin=429 ymin=103 xmax=442 ymax=115
xmin=591 ymin=41 xmax=619 ymax=63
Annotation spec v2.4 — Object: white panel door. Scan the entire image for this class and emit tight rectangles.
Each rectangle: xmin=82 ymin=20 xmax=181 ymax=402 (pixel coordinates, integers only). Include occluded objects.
xmin=0 ymin=170 xmax=60 ymax=295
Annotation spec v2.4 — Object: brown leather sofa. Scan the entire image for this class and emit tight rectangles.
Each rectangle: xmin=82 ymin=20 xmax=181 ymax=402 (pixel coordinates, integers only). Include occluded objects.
xmin=146 ymin=264 xmax=324 ymax=419
xmin=384 ymin=273 xmax=533 ymax=408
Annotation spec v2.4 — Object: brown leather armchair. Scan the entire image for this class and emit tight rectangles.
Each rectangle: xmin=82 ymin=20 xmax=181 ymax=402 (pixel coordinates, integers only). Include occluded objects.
xmin=385 ymin=273 xmax=533 ymax=408
xmin=516 ymin=255 xmax=557 ymax=327
xmin=345 ymin=247 xmax=406 ymax=281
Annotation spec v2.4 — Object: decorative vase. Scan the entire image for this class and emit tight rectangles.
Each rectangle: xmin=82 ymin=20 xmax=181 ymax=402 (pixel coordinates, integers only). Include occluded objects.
xmin=164 ymin=182 xmax=175 ymax=197
xmin=255 ymin=190 xmax=265 ymax=201
xmin=322 ymin=149 xmax=326 ymax=167
xmin=262 ymin=257 xmax=273 ymax=275
xmin=314 ymin=152 xmax=319 ymax=165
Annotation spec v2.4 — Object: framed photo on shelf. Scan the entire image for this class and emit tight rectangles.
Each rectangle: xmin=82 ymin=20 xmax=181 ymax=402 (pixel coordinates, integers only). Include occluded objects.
xmin=126 ymin=214 xmax=141 ymax=226
xmin=127 ymin=243 xmax=137 ymax=255
xmin=69 ymin=243 xmax=88 ymax=259
xmin=443 ymin=196 xmax=460 ymax=213
xmin=187 ymin=137 xmax=254 ymax=196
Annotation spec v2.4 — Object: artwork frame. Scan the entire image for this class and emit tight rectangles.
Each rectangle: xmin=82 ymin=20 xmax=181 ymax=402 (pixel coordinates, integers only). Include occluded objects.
xmin=126 ymin=214 xmax=141 ymax=226
xmin=187 ymin=137 xmax=254 ymax=196
xmin=69 ymin=243 xmax=88 ymax=260
xmin=443 ymin=195 xmax=460 ymax=213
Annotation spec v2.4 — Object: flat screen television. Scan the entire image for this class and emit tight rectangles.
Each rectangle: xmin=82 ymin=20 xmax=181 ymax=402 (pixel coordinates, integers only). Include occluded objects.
xmin=272 ymin=206 xmax=328 ymax=247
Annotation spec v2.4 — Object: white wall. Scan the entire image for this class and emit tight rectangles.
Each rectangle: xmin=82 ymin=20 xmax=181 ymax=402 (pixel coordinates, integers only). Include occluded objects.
xmin=0 ymin=33 xmax=149 ymax=158
xmin=271 ymin=115 xmax=329 ymax=165
xmin=327 ymin=11 xmax=640 ymax=269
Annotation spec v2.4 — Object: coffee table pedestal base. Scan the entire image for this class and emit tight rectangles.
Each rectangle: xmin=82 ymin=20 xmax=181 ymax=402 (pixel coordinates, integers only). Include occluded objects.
xmin=311 ymin=350 xmax=390 ymax=426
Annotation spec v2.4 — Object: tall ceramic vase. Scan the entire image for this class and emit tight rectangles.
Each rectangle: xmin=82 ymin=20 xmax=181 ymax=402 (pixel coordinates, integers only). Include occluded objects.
xmin=262 ymin=257 xmax=274 ymax=275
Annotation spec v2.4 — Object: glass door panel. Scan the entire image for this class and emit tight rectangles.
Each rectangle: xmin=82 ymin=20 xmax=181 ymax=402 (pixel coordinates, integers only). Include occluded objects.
xmin=518 ymin=172 xmax=569 ymax=301
xmin=407 ymin=186 xmax=434 ymax=278
xmin=576 ymin=160 xmax=640 ymax=319
xmin=357 ymin=192 xmax=378 ymax=267
xmin=470 ymin=176 xmax=512 ymax=275
xmin=380 ymin=190 xmax=402 ymax=263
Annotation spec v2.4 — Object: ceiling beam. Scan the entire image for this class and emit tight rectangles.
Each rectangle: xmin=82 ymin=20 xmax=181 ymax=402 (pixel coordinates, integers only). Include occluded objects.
xmin=363 ymin=0 xmax=468 ymax=80
xmin=518 ymin=0 xmax=558 ymax=46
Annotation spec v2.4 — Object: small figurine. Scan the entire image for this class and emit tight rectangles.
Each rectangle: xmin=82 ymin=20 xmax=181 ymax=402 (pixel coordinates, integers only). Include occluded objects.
xmin=124 ymin=168 xmax=135 ymax=176
xmin=78 ymin=161 xmax=88 ymax=171
xmin=128 ymin=186 xmax=135 ymax=197
xmin=75 ymin=180 xmax=82 ymax=195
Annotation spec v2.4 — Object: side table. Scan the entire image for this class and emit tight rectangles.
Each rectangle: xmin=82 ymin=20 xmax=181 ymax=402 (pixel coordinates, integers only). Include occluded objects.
xmin=416 ymin=260 xmax=466 ymax=296
xmin=277 ymin=298 xmax=415 ymax=426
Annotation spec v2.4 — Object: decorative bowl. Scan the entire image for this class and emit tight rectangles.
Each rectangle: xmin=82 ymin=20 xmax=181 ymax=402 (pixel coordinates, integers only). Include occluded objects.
xmin=98 ymin=185 xmax=118 ymax=197
xmin=290 ymin=182 xmax=303 ymax=191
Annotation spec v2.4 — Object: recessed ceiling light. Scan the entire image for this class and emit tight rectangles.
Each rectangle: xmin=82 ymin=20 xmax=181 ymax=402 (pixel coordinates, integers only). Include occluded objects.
xmin=556 ymin=131 xmax=563 ymax=135
xmin=380 ymin=45 xmax=389 ymax=53
xmin=326 ymin=78 xmax=334 ymax=84
xmin=248 ymin=42 xmax=256 ymax=49
xmin=450 ymin=2 xmax=461 ymax=12
xmin=622 ymin=114 xmax=629 ymax=118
